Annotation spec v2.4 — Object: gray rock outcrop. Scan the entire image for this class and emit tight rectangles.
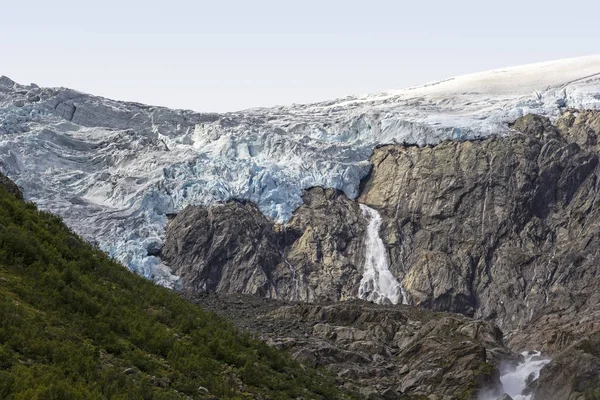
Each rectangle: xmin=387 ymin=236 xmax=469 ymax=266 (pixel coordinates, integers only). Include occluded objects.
xmin=535 ymin=332 xmax=600 ymax=399
xmin=162 ymin=187 xmax=367 ymax=302
xmin=0 ymin=172 xmax=22 ymax=199
xmin=189 ymin=293 xmax=512 ymax=399
xmin=359 ymin=111 xmax=600 ymax=355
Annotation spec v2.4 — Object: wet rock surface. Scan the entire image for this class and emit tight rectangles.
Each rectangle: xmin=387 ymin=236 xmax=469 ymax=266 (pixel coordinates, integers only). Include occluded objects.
xmin=535 ymin=332 xmax=600 ymax=400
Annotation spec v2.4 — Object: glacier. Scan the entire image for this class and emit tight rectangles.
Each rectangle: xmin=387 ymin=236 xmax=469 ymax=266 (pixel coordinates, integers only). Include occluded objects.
xmin=0 ymin=56 xmax=600 ymax=286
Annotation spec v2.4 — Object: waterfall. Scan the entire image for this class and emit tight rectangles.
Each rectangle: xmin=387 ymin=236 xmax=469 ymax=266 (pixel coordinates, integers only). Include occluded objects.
xmin=358 ymin=204 xmax=407 ymax=305
xmin=480 ymin=351 xmax=550 ymax=400
xmin=498 ymin=351 xmax=550 ymax=400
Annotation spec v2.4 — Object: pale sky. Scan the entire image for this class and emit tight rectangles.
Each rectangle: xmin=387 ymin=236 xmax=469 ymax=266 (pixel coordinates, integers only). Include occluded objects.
xmin=2 ymin=0 xmax=599 ymax=112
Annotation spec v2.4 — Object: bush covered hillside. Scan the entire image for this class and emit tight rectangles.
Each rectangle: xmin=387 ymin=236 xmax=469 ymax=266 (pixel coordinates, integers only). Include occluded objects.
xmin=0 ymin=178 xmax=350 ymax=400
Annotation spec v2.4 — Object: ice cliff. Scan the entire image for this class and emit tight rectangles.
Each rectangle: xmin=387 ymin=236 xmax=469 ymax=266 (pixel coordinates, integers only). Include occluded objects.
xmin=0 ymin=56 xmax=599 ymax=285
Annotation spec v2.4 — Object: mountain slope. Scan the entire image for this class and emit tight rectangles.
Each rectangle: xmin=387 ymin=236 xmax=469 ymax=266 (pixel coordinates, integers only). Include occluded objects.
xmin=0 ymin=178 xmax=349 ymax=399
xmin=1 ymin=56 xmax=599 ymax=284
xmin=161 ymin=111 xmax=600 ymax=399
xmin=187 ymin=293 xmax=515 ymax=399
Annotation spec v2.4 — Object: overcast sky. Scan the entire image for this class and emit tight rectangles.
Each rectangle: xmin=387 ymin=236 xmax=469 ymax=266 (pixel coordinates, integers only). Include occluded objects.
xmin=2 ymin=0 xmax=599 ymax=112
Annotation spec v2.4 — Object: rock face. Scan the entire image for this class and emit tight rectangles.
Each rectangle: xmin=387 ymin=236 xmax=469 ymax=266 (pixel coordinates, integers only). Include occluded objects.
xmin=164 ymin=110 xmax=600 ymax=398
xmin=189 ymin=293 xmax=512 ymax=399
xmin=0 ymin=172 xmax=22 ymax=199
xmin=162 ymin=188 xmax=367 ymax=302
xmin=535 ymin=332 xmax=600 ymax=400
xmin=556 ymin=109 xmax=600 ymax=152
xmin=359 ymin=111 xmax=600 ymax=356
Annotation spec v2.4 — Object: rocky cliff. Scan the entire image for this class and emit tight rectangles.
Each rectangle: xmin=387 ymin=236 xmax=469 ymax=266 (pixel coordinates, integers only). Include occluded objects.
xmin=163 ymin=110 xmax=600 ymax=399
xmin=359 ymin=110 xmax=600 ymax=354
xmin=357 ymin=110 xmax=600 ymax=399
xmin=162 ymin=187 xmax=367 ymax=302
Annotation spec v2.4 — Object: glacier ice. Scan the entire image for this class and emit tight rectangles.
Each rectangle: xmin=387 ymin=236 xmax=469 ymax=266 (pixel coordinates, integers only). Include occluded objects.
xmin=0 ymin=56 xmax=599 ymax=286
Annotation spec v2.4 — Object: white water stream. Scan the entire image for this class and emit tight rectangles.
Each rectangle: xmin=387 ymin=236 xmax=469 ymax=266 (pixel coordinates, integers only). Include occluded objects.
xmin=358 ymin=204 xmax=550 ymax=398
xmin=499 ymin=351 xmax=550 ymax=400
xmin=358 ymin=204 xmax=407 ymax=305
xmin=359 ymin=205 xmax=550 ymax=399
xmin=480 ymin=351 xmax=551 ymax=400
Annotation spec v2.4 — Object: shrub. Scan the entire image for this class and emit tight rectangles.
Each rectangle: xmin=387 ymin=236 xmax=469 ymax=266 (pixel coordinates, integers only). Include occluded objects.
xmin=0 ymin=185 xmax=350 ymax=399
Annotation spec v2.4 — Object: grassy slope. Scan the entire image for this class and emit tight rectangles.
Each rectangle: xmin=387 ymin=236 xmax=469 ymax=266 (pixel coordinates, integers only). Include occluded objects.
xmin=0 ymin=185 xmax=349 ymax=400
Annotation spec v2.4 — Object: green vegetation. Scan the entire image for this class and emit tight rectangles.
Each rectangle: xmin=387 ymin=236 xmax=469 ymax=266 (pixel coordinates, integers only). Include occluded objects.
xmin=0 ymin=183 xmax=349 ymax=399
xmin=585 ymin=387 xmax=600 ymax=400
